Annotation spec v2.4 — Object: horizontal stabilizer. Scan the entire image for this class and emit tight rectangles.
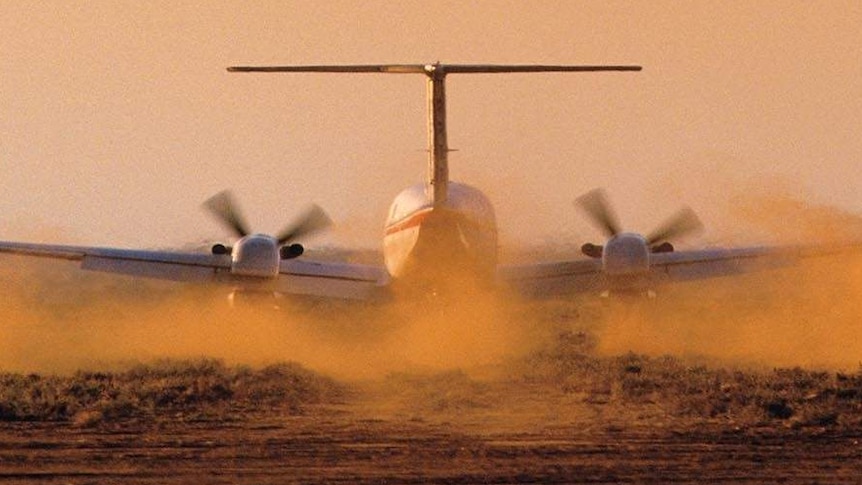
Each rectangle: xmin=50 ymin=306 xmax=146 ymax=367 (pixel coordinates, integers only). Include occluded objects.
xmin=228 ymin=64 xmax=642 ymax=75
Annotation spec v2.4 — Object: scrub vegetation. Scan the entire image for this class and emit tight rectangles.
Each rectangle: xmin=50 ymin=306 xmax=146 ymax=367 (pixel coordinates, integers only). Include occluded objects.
xmin=3 ymin=341 xmax=862 ymax=431
xmin=518 ymin=330 xmax=862 ymax=430
xmin=0 ymin=358 xmax=345 ymax=426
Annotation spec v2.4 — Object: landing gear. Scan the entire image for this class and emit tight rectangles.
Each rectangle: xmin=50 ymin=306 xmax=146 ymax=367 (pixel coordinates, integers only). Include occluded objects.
xmin=599 ymin=288 xmax=657 ymax=299
xmin=226 ymin=289 xmax=284 ymax=310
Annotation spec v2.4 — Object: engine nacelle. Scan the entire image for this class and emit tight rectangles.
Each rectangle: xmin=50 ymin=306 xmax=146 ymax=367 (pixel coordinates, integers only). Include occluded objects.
xmin=212 ymin=243 xmax=232 ymax=255
xmin=602 ymin=233 xmax=650 ymax=276
xmin=231 ymin=235 xmax=280 ymax=277
xmin=280 ymin=243 xmax=304 ymax=260
xmin=651 ymin=241 xmax=674 ymax=253
xmin=581 ymin=243 xmax=604 ymax=258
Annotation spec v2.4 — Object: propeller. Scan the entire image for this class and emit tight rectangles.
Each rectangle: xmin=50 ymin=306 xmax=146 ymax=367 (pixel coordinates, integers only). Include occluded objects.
xmin=203 ymin=190 xmax=332 ymax=259
xmin=645 ymin=206 xmax=703 ymax=247
xmin=204 ymin=191 xmax=251 ymax=238
xmin=574 ymin=188 xmax=703 ymax=258
xmin=275 ymin=204 xmax=332 ymax=245
xmin=575 ymin=188 xmax=621 ymax=238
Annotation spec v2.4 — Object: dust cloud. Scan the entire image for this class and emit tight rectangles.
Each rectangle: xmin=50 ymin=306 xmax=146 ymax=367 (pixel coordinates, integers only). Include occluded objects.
xmin=2 ymin=188 xmax=862 ymax=379
xmin=597 ymin=190 xmax=862 ymax=370
xmin=0 ymin=259 xmax=540 ymax=381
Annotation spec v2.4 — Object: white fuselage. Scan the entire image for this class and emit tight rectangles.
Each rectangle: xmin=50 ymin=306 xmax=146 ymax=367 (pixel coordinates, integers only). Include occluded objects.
xmin=383 ymin=182 xmax=497 ymax=283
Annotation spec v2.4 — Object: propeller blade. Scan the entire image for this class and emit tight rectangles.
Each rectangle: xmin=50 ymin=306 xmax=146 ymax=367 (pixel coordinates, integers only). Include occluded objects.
xmin=203 ymin=190 xmax=251 ymax=238
xmin=646 ymin=206 xmax=703 ymax=245
xmin=575 ymin=188 xmax=622 ymax=238
xmin=276 ymin=204 xmax=332 ymax=244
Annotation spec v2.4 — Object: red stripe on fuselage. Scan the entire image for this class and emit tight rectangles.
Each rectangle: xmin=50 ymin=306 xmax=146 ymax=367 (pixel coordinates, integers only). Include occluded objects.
xmin=383 ymin=207 xmax=433 ymax=236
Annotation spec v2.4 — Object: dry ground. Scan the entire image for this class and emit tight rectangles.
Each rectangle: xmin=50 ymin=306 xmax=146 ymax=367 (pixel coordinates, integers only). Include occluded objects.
xmin=3 ymin=264 xmax=862 ymax=483
xmin=2 ymin=335 xmax=862 ymax=483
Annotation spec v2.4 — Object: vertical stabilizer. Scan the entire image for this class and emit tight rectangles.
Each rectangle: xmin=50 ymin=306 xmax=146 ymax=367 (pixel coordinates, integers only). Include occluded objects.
xmin=425 ymin=65 xmax=449 ymax=206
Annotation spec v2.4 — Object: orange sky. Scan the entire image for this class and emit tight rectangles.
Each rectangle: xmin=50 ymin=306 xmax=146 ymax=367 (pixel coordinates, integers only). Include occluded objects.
xmin=2 ymin=1 xmax=861 ymax=251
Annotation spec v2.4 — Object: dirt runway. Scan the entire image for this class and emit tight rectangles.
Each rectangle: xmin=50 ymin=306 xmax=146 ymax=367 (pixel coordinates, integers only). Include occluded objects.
xmin=4 ymin=265 xmax=862 ymax=483
xmin=2 ymin=377 xmax=862 ymax=484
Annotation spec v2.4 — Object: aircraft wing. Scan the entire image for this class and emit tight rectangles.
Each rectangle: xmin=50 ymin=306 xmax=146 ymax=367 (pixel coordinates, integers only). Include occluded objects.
xmin=0 ymin=240 xmax=390 ymax=300
xmin=497 ymin=258 xmax=604 ymax=298
xmin=0 ymin=240 xmax=230 ymax=282
xmin=646 ymin=246 xmax=802 ymax=284
xmin=499 ymin=243 xmax=862 ymax=298
xmin=277 ymin=259 xmax=390 ymax=300
xmin=650 ymin=243 xmax=862 ymax=282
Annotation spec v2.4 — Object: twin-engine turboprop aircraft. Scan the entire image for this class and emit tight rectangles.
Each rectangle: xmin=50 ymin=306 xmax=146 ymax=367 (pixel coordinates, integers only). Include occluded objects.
xmin=0 ymin=63 xmax=857 ymax=302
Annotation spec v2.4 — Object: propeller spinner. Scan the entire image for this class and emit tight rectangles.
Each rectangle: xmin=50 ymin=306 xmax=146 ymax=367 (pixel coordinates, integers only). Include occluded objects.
xmin=575 ymin=188 xmax=703 ymax=258
xmin=203 ymin=190 xmax=332 ymax=259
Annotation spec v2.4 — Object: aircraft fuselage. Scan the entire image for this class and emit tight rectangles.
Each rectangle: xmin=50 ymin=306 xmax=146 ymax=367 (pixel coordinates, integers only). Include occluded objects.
xmin=383 ymin=181 xmax=497 ymax=284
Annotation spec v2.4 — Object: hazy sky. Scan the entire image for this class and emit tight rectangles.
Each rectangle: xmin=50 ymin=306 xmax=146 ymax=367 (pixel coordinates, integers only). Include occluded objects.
xmin=2 ymin=1 xmax=861 ymax=250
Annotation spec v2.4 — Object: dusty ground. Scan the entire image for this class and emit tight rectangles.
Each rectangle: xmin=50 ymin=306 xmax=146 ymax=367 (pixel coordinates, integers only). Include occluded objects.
xmin=2 ymin=382 xmax=862 ymax=484
xmin=3 ymin=336 xmax=862 ymax=483
xmin=4 ymin=265 xmax=862 ymax=483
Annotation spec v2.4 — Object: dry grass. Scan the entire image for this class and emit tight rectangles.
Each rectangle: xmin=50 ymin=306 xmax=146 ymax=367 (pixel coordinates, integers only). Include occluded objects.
xmin=0 ymin=358 xmax=345 ymax=426
xmin=4 ymin=342 xmax=862 ymax=431
xmin=516 ymin=330 xmax=862 ymax=429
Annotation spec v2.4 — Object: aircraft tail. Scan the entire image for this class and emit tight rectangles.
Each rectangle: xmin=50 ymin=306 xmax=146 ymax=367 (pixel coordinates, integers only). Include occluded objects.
xmin=228 ymin=63 xmax=642 ymax=207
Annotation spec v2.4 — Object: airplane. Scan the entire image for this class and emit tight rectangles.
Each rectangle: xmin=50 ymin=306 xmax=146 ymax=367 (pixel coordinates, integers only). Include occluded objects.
xmin=0 ymin=63 xmax=857 ymax=304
